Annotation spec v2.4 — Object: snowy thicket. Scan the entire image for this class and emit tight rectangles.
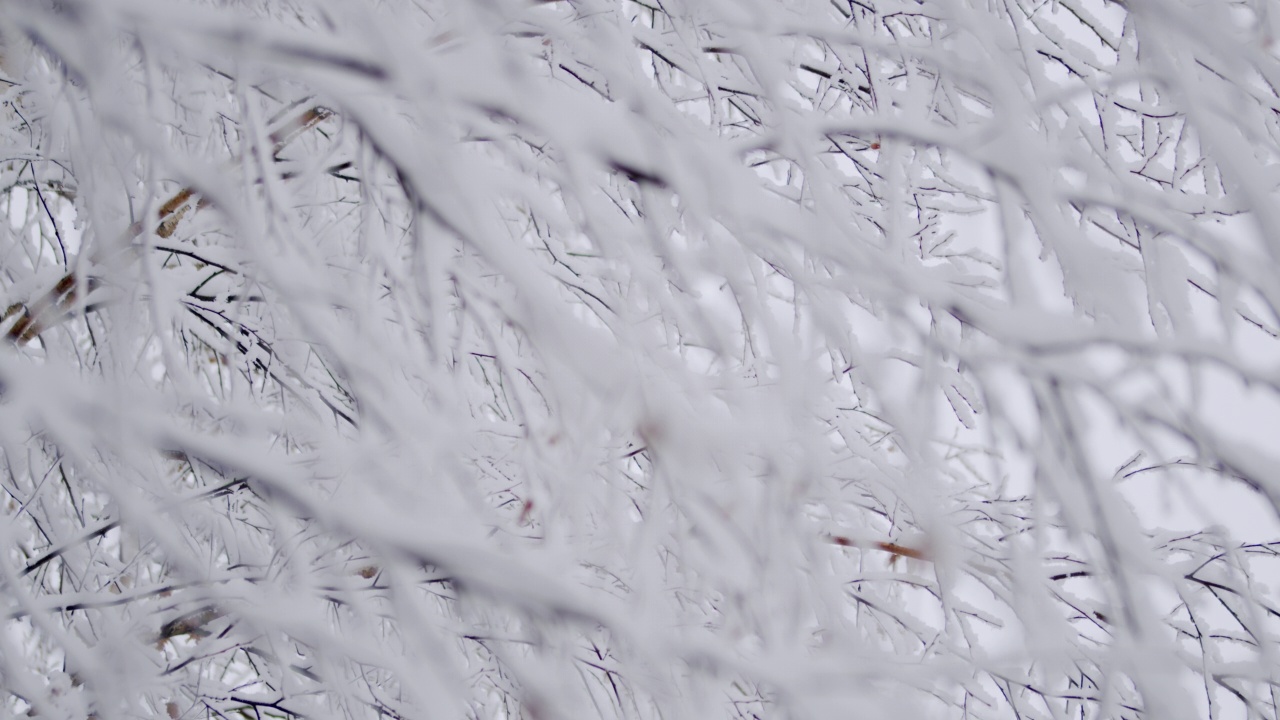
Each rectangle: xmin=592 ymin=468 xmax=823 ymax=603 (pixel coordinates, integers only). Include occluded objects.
xmin=2 ymin=0 xmax=1280 ymax=718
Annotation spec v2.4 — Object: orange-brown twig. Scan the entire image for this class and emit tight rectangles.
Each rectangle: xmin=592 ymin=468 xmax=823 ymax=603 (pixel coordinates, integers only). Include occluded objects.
xmin=826 ymin=534 xmax=930 ymax=562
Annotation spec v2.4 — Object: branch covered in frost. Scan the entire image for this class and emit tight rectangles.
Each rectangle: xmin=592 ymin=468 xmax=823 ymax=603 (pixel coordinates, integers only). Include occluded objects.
xmin=0 ymin=0 xmax=1277 ymax=718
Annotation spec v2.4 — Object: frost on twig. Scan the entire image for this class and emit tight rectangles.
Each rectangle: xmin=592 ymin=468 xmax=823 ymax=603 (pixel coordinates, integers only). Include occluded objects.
xmin=0 ymin=1 xmax=1277 ymax=719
